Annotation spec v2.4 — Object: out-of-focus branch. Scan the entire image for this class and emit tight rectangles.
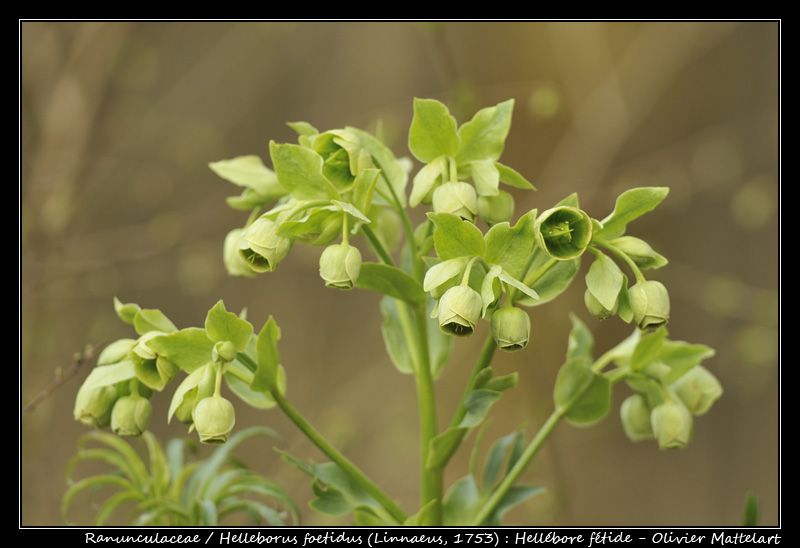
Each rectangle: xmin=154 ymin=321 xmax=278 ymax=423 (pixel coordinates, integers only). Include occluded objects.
xmin=20 ymin=342 xmax=107 ymax=420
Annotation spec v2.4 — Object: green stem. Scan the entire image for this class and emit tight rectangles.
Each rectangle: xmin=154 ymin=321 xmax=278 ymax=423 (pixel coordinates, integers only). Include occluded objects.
xmin=450 ymin=334 xmax=497 ymax=429
xmin=471 ymin=407 xmax=566 ymax=526
xmin=361 ymin=224 xmax=395 ymax=267
xmin=235 ymin=352 xmax=408 ymax=524
xmin=592 ymin=238 xmax=645 ymax=284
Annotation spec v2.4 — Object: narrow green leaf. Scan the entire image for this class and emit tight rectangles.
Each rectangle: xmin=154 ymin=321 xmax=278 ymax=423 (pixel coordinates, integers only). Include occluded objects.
xmin=483 ymin=485 xmax=545 ymax=526
xmin=459 ymin=389 xmax=501 ymax=428
xmin=566 ymin=314 xmax=594 ymax=363
xmin=442 ymin=475 xmax=481 ymax=526
xmin=252 ymin=317 xmax=281 ymax=393
xmin=742 ymin=491 xmax=759 ymax=526
xmin=496 ymin=162 xmax=535 ymax=190
xmin=208 ymin=155 xmax=284 ymax=199
xmin=269 ymin=141 xmax=340 ymax=201
xmin=409 ymin=156 xmax=446 ymax=207
xmin=356 ymin=263 xmax=425 ymax=305
xmin=379 ymin=296 xmax=413 ymax=375
xmin=427 ymin=426 xmax=468 ymax=470
xmin=596 ymin=187 xmax=670 ymax=240
xmin=133 ymin=308 xmax=177 ymax=336
xmin=167 ymin=367 xmax=206 ymax=423
xmin=554 ymin=357 xmax=611 ymax=425
xmin=516 ymin=250 xmax=579 ymax=307
xmin=429 ymin=212 xmax=485 ymax=260
xmin=347 ymin=126 xmax=409 ymax=207
xmin=408 ymin=98 xmax=460 ymax=163
xmin=80 ymin=361 xmax=137 ymax=391
xmin=499 ymin=269 xmax=539 ymax=302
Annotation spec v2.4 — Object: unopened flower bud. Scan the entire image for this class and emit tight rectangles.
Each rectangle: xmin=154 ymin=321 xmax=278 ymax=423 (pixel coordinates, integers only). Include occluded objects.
xmin=620 ymin=394 xmax=654 ymax=442
xmin=629 ymin=280 xmax=670 ymax=330
xmin=213 ymin=340 xmax=239 ymax=364
xmin=193 ymin=395 xmax=236 ymax=444
xmin=650 ymin=400 xmax=693 ymax=450
xmin=491 ymin=307 xmax=531 ymax=352
xmin=319 ymin=243 xmax=362 ymax=290
xmin=534 ymin=206 xmax=593 ymax=260
xmin=609 ymin=236 xmax=667 ymax=270
xmin=671 ymin=366 xmax=723 ymax=416
xmin=584 ymin=288 xmax=618 ymax=320
xmin=239 ymin=216 xmax=293 ymax=273
xmin=438 ymin=285 xmax=482 ymax=337
xmin=432 ymin=182 xmax=478 ymax=222
xmin=110 ymin=395 xmax=152 ymax=437
xmin=74 ymin=383 xmax=118 ymax=429
xmin=477 ymin=190 xmax=515 ymax=227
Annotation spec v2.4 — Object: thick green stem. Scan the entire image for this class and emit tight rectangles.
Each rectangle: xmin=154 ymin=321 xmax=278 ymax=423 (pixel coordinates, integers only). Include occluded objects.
xmin=471 ymin=407 xmax=566 ymax=526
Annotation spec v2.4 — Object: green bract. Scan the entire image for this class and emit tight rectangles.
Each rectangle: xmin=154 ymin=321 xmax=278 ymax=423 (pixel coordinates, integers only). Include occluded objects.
xmin=490 ymin=307 xmax=530 ymax=352
xmin=110 ymin=394 xmax=152 ymax=437
xmin=239 ymin=216 xmax=293 ymax=273
xmin=194 ymin=395 xmax=236 ymax=444
xmin=629 ymin=280 xmax=670 ymax=330
xmin=650 ymin=400 xmax=693 ymax=450
xmin=319 ymin=243 xmax=362 ymax=290
xmin=432 ymin=182 xmax=478 ymax=222
xmin=584 ymin=288 xmax=618 ymax=320
xmin=438 ymin=285 xmax=482 ymax=337
xmin=534 ymin=206 xmax=593 ymax=260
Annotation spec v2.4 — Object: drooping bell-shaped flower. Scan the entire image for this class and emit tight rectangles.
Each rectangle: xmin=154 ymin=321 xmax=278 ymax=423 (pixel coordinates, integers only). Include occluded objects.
xmin=438 ymin=285 xmax=482 ymax=337
xmin=671 ymin=365 xmax=723 ymax=416
xmin=239 ymin=216 xmax=293 ymax=273
xmin=650 ymin=400 xmax=693 ymax=450
xmin=193 ymin=395 xmax=236 ymax=444
xmin=491 ymin=306 xmax=531 ymax=352
xmin=584 ymin=288 xmax=618 ymax=321
xmin=620 ymin=393 xmax=654 ymax=442
xmin=110 ymin=394 xmax=153 ymax=437
xmin=319 ymin=243 xmax=362 ymax=290
xmin=432 ymin=182 xmax=478 ymax=222
xmin=629 ymin=280 xmax=670 ymax=330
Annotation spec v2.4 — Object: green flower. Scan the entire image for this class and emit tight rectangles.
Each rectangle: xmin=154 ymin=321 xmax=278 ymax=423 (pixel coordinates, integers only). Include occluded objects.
xmin=239 ymin=216 xmax=293 ymax=273
xmin=491 ymin=306 xmax=531 ymax=352
xmin=629 ymin=280 xmax=670 ymax=330
xmin=193 ymin=395 xmax=236 ymax=444
xmin=438 ymin=285 xmax=482 ymax=337
xmin=477 ymin=190 xmax=515 ymax=227
xmin=73 ymin=384 xmax=118 ymax=429
xmin=110 ymin=395 xmax=152 ymax=437
xmin=432 ymin=182 xmax=478 ymax=222
xmin=650 ymin=400 xmax=693 ymax=450
xmin=671 ymin=366 xmax=723 ymax=416
xmin=620 ymin=393 xmax=654 ymax=442
xmin=534 ymin=206 xmax=593 ymax=260
xmin=223 ymin=228 xmax=258 ymax=278
xmin=584 ymin=288 xmax=618 ymax=320
xmin=319 ymin=243 xmax=362 ymax=290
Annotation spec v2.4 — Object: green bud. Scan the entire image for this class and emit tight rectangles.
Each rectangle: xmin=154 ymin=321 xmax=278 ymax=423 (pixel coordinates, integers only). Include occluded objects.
xmin=477 ymin=190 xmax=515 ymax=227
xmin=438 ymin=285 xmax=482 ymax=337
xmin=650 ymin=400 xmax=693 ymax=450
xmin=96 ymin=339 xmax=136 ymax=366
xmin=671 ymin=366 xmax=723 ymax=416
xmin=432 ymin=182 xmax=478 ymax=222
xmin=609 ymin=236 xmax=668 ymax=270
xmin=239 ymin=216 xmax=293 ymax=273
xmin=73 ymin=383 xmax=118 ymax=429
xmin=629 ymin=280 xmax=670 ymax=330
xmin=534 ymin=206 xmax=593 ymax=260
xmin=193 ymin=395 xmax=236 ymax=444
xmin=223 ymin=228 xmax=258 ymax=278
xmin=319 ymin=243 xmax=362 ymax=290
xmin=110 ymin=395 xmax=152 ymax=437
xmin=213 ymin=340 xmax=239 ymax=364
xmin=584 ymin=288 xmax=618 ymax=320
xmin=620 ymin=394 xmax=654 ymax=442
xmin=491 ymin=307 xmax=531 ymax=352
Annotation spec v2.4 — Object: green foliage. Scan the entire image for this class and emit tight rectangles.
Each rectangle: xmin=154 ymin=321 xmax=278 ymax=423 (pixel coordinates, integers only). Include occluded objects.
xmin=68 ymin=96 xmax=722 ymax=526
xmin=62 ymin=427 xmax=298 ymax=526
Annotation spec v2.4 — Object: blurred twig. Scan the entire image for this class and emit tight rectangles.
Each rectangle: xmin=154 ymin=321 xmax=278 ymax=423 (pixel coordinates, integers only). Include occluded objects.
xmin=20 ymin=342 xmax=107 ymax=420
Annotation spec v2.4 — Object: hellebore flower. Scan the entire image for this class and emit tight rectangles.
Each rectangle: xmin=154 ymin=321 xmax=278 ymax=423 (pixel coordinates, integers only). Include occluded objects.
xmin=671 ymin=365 xmax=723 ymax=416
xmin=73 ymin=384 xmax=118 ymax=429
xmin=620 ymin=393 xmax=654 ymax=442
xmin=629 ymin=280 xmax=670 ymax=330
xmin=239 ymin=216 xmax=293 ymax=273
xmin=491 ymin=306 xmax=531 ymax=352
xmin=650 ymin=400 xmax=693 ymax=450
xmin=223 ymin=228 xmax=258 ymax=278
xmin=534 ymin=206 xmax=593 ymax=260
xmin=584 ymin=288 xmax=618 ymax=320
xmin=193 ymin=395 xmax=236 ymax=444
xmin=477 ymin=190 xmax=515 ymax=227
xmin=438 ymin=285 xmax=482 ymax=337
xmin=432 ymin=182 xmax=478 ymax=222
xmin=319 ymin=243 xmax=362 ymax=290
xmin=110 ymin=394 xmax=153 ymax=437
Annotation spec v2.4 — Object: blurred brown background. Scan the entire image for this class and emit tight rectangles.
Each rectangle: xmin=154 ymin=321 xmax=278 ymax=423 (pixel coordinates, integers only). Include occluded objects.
xmin=20 ymin=21 xmax=780 ymax=527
